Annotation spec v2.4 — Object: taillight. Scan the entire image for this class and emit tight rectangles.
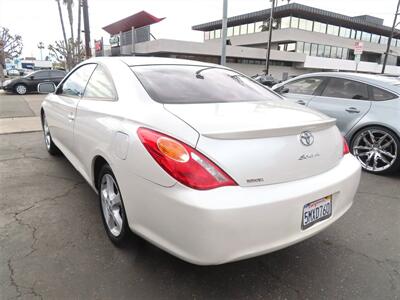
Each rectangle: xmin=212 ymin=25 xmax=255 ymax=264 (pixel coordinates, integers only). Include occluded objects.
xmin=137 ymin=128 xmax=237 ymax=190
xmin=343 ymin=137 xmax=350 ymax=155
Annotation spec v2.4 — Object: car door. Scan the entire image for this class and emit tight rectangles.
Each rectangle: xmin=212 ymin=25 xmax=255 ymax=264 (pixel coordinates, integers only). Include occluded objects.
xmin=308 ymin=77 xmax=372 ymax=135
xmin=73 ymin=64 xmax=119 ymax=180
xmin=275 ymin=76 xmax=325 ymax=106
xmin=49 ymin=70 xmax=66 ymax=86
xmin=28 ymin=70 xmax=50 ymax=92
xmin=48 ymin=64 xmax=97 ymax=159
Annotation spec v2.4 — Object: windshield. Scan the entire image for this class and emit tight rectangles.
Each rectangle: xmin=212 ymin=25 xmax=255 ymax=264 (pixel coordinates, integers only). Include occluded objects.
xmin=131 ymin=65 xmax=281 ymax=104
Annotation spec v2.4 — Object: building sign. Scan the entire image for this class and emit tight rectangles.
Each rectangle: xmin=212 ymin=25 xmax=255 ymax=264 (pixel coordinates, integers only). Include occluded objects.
xmin=95 ymin=39 xmax=103 ymax=51
xmin=109 ymin=35 xmax=120 ymax=47
xmin=354 ymin=41 xmax=363 ymax=55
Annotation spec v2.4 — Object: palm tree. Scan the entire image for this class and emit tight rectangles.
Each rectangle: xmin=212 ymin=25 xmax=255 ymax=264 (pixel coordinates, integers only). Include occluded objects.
xmin=63 ymin=0 xmax=74 ymax=59
xmin=76 ymin=0 xmax=82 ymax=64
xmin=55 ymin=0 xmax=71 ymax=69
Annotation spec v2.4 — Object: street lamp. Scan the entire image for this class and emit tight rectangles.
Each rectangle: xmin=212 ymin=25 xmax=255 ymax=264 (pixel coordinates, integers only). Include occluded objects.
xmin=381 ymin=0 xmax=400 ymax=74
xmin=37 ymin=42 xmax=45 ymax=60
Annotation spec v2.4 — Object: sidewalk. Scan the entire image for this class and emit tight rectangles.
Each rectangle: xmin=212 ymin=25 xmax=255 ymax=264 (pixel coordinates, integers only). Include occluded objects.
xmin=0 ymin=116 xmax=42 ymax=134
xmin=0 ymin=90 xmax=44 ymax=134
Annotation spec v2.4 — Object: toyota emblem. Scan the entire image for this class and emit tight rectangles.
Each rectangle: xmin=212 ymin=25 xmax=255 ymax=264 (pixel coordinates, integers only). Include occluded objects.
xmin=299 ymin=131 xmax=314 ymax=146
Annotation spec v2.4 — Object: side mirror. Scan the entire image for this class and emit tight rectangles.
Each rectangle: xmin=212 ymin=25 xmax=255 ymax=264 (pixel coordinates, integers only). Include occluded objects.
xmin=279 ymin=87 xmax=289 ymax=94
xmin=38 ymin=82 xmax=56 ymax=94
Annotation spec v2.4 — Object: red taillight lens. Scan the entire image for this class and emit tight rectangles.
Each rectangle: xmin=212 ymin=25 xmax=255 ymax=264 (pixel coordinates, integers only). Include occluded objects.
xmin=137 ymin=128 xmax=237 ymax=190
xmin=343 ymin=137 xmax=350 ymax=155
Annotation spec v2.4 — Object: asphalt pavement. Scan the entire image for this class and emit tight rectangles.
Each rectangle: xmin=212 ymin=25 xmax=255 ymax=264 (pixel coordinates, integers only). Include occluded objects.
xmin=0 ymin=131 xmax=399 ymax=299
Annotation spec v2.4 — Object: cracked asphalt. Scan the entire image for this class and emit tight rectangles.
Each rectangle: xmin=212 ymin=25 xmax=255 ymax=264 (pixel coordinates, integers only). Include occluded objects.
xmin=0 ymin=132 xmax=399 ymax=299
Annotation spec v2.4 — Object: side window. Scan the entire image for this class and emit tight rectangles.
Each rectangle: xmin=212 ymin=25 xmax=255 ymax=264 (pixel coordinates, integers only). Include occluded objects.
xmin=59 ymin=64 xmax=96 ymax=97
xmin=50 ymin=70 xmax=66 ymax=79
xmin=321 ymin=78 xmax=369 ymax=100
xmin=284 ymin=77 xmax=324 ymax=95
xmin=83 ymin=65 xmax=116 ymax=100
xmin=371 ymin=87 xmax=396 ymax=101
xmin=33 ymin=71 xmax=50 ymax=79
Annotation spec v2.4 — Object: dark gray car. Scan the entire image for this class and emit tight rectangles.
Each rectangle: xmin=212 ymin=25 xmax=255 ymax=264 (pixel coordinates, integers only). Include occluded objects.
xmin=273 ymin=72 xmax=400 ymax=174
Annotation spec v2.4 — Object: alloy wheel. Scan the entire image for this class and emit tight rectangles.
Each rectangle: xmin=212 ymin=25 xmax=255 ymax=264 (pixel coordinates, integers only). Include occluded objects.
xmin=43 ymin=116 xmax=51 ymax=150
xmin=100 ymin=174 xmax=124 ymax=237
xmin=16 ymin=85 xmax=27 ymax=95
xmin=352 ymin=129 xmax=397 ymax=172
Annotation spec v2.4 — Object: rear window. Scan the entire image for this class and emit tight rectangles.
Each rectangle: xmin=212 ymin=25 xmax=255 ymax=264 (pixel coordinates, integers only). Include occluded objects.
xmin=131 ymin=65 xmax=281 ymax=104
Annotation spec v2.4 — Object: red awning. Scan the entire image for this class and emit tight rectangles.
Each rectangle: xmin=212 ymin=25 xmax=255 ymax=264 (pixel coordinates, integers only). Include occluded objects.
xmin=102 ymin=11 xmax=165 ymax=35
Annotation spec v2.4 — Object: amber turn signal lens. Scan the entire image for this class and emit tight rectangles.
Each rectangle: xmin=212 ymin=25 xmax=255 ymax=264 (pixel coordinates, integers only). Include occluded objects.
xmin=157 ymin=137 xmax=190 ymax=162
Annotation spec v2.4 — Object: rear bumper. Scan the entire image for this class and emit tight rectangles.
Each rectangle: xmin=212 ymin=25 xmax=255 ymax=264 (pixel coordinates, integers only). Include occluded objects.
xmin=124 ymin=155 xmax=361 ymax=265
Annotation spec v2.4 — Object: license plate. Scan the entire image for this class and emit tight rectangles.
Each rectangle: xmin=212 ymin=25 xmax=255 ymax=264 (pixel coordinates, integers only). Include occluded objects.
xmin=302 ymin=195 xmax=332 ymax=230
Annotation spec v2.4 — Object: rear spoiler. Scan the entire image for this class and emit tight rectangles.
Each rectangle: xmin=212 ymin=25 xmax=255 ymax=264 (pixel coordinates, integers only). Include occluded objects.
xmin=201 ymin=118 xmax=337 ymax=140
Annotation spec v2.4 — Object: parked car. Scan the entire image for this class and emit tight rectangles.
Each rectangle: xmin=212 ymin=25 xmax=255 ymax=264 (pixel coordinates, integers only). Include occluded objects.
xmin=7 ymin=69 xmax=20 ymax=77
xmin=272 ymin=72 xmax=400 ymax=174
xmin=252 ymin=74 xmax=278 ymax=87
xmin=39 ymin=57 xmax=360 ymax=265
xmin=2 ymin=69 xmax=66 ymax=95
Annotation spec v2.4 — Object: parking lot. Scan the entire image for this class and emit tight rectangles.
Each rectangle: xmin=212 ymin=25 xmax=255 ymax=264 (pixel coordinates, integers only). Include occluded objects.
xmin=0 ymin=93 xmax=399 ymax=299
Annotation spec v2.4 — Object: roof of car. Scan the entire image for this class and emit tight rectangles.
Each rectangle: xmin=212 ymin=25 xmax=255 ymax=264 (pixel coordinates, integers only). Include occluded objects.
xmin=89 ymin=56 xmax=219 ymax=68
xmin=294 ymin=72 xmax=400 ymax=87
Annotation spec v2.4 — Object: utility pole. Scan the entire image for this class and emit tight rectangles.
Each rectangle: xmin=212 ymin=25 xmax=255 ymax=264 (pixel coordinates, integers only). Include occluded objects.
xmin=220 ymin=0 xmax=228 ymax=66
xmin=382 ymin=0 xmax=400 ymax=74
xmin=82 ymin=0 xmax=91 ymax=58
xmin=37 ymin=42 xmax=45 ymax=60
xmin=265 ymin=0 xmax=276 ymax=75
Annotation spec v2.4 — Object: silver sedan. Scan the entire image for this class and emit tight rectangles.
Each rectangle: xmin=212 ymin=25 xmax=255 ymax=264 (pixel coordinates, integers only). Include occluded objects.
xmin=273 ymin=72 xmax=400 ymax=175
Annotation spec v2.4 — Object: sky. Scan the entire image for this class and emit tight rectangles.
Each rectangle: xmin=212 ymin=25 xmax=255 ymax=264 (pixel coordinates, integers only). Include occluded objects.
xmin=0 ymin=0 xmax=398 ymax=59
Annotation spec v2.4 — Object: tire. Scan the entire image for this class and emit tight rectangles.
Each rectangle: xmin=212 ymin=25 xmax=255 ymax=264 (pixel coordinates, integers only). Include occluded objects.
xmin=98 ymin=164 xmax=130 ymax=246
xmin=41 ymin=112 xmax=60 ymax=155
xmin=351 ymin=126 xmax=400 ymax=175
xmin=14 ymin=84 xmax=27 ymax=95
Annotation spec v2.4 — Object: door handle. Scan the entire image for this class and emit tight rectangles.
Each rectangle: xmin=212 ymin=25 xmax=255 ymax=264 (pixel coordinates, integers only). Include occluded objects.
xmin=296 ymin=100 xmax=306 ymax=105
xmin=67 ymin=113 xmax=75 ymax=121
xmin=345 ymin=107 xmax=360 ymax=113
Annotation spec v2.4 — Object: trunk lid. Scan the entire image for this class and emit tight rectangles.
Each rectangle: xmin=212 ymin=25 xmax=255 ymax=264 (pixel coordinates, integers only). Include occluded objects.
xmin=165 ymin=100 xmax=343 ymax=186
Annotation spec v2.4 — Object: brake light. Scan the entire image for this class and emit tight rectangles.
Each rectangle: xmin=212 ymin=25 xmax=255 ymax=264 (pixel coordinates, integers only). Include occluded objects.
xmin=343 ymin=137 xmax=350 ymax=155
xmin=137 ymin=128 xmax=237 ymax=190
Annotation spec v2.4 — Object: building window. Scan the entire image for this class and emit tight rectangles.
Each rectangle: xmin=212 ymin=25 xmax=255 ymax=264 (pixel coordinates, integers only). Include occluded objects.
xmin=287 ymin=42 xmax=296 ymax=52
xmin=299 ymin=18 xmax=313 ymax=31
xmin=397 ymin=39 xmax=400 ymax=47
xmin=342 ymin=48 xmax=348 ymax=59
xmin=204 ymin=31 xmax=210 ymax=40
xmin=311 ymin=43 xmax=318 ymax=56
xmin=210 ymin=30 xmax=215 ymax=39
xmin=350 ymin=29 xmax=356 ymax=39
xmin=339 ymin=27 xmax=351 ymax=38
xmin=255 ymin=21 xmax=263 ymax=32
xmin=371 ymin=34 xmax=380 ymax=43
xmin=278 ymin=43 xmax=285 ymax=51
xmin=330 ymin=46 xmax=337 ymax=58
xmin=317 ymin=44 xmax=324 ymax=57
xmin=215 ymin=29 xmax=221 ymax=39
xmin=356 ymin=31 xmax=362 ymax=40
xmin=240 ymin=24 xmax=247 ymax=35
xmin=291 ymin=17 xmax=299 ymax=28
xmin=361 ymin=32 xmax=371 ymax=42
xmin=233 ymin=26 xmax=240 ymax=36
xmin=380 ymin=36 xmax=388 ymax=45
xmin=324 ymin=45 xmax=331 ymax=57
xmin=336 ymin=47 xmax=343 ymax=59
xmin=303 ymin=42 xmax=311 ymax=55
xmin=314 ymin=22 xmax=326 ymax=33
xmin=327 ymin=24 xmax=339 ymax=36
xmin=248 ymin=23 xmax=255 ymax=34
xmin=227 ymin=27 xmax=233 ymax=37
xmin=280 ymin=16 xmax=291 ymax=29
xmin=296 ymin=41 xmax=304 ymax=53
xmin=391 ymin=38 xmax=397 ymax=46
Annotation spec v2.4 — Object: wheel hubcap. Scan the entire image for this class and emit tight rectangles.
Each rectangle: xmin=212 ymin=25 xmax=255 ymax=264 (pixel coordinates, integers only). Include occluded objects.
xmin=353 ymin=129 xmax=397 ymax=172
xmin=100 ymin=174 xmax=123 ymax=237
xmin=16 ymin=85 xmax=26 ymax=94
xmin=43 ymin=117 xmax=51 ymax=149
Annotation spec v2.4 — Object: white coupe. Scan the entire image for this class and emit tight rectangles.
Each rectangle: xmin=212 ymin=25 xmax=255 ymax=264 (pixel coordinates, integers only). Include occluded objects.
xmin=39 ymin=57 xmax=361 ymax=265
